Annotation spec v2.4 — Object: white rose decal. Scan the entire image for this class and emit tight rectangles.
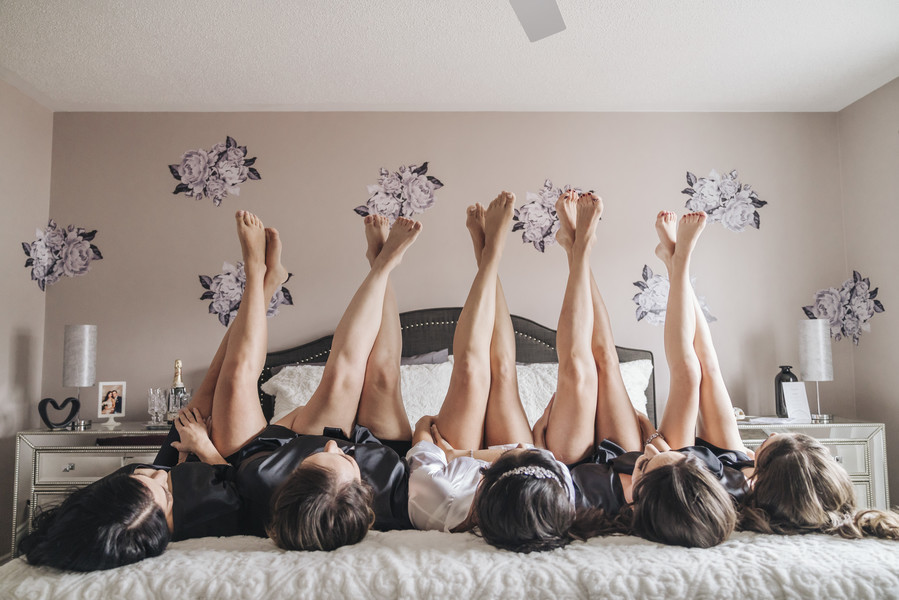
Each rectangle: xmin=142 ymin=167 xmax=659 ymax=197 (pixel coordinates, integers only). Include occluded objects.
xmin=633 ymin=265 xmax=716 ymax=326
xmin=512 ymin=179 xmax=583 ymax=252
xmin=682 ymin=170 xmax=766 ymax=232
xmin=170 ymin=136 xmax=261 ymax=207
xmin=803 ymin=271 xmax=884 ymax=345
xmin=200 ymin=261 xmax=294 ymax=326
xmin=22 ymin=220 xmax=103 ymax=291
xmin=355 ymin=162 xmax=444 ymax=224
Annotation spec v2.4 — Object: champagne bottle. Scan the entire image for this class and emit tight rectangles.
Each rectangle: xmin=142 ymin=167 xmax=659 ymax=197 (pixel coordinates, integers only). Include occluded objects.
xmin=166 ymin=359 xmax=185 ymax=422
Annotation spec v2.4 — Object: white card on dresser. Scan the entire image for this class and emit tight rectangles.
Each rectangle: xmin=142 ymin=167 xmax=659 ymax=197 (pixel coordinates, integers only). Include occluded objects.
xmin=781 ymin=381 xmax=812 ymax=422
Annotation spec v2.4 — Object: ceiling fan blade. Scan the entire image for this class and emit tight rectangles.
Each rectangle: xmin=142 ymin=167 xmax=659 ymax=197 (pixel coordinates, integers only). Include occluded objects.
xmin=509 ymin=0 xmax=566 ymax=42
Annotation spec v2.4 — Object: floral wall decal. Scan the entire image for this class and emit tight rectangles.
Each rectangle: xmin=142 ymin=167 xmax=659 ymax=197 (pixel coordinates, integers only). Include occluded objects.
xmin=22 ymin=220 xmax=103 ymax=291
xmin=354 ymin=162 xmax=443 ymax=223
xmin=633 ymin=265 xmax=716 ymax=325
xmin=169 ymin=136 xmax=261 ymax=207
xmin=199 ymin=262 xmax=293 ymax=327
xmin=682 ymin=170 xmax=766 ymax=232
xmin=802 ymin=270 xmax=884 ymax=345
xmin=512 ymin=179 xmax=583 ymax=252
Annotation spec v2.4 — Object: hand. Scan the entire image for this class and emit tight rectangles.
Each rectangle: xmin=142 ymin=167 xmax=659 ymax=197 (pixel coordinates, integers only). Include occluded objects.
xmin=532 ymin=394 xmax=555 ymax=449
xmin=171 ymin=408 xmax=214 ymax=457
xmin=412 ymin=415 xmax=439 ymax=445
xmin=635 ymin=411 xmax=655 ymax=444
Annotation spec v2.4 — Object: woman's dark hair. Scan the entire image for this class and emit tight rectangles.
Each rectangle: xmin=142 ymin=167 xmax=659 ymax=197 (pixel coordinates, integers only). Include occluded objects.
xmin=630 ymin=454 xmax=737 ymax=548
xmin=741 ymin=433 xmax=899 ymax=539
xmin=267 ymin=463 xmax=375 ymax=551
xmin=19 ymin=473 xmax=171 ymax=571
xmin=473 ymin=449 xmax=573 ymax=553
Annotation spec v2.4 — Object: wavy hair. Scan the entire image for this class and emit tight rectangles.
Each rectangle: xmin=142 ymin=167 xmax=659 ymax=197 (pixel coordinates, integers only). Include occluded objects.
xmin=740 ymin=433 xmax=899 ymax=539
xmin=630 ymin=454 xmax=737 ymax=548
xmin=19 ymin=473 xmax=170 ymax=571
xmin=268 ymin=463 xmax=375 ymax=551
xmin=472 ymin=449 xmax=574 ymax=552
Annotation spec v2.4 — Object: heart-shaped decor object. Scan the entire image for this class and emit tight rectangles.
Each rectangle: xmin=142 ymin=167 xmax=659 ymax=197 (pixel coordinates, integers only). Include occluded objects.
xmin=38 ymin=397 xmax=81 ymax=429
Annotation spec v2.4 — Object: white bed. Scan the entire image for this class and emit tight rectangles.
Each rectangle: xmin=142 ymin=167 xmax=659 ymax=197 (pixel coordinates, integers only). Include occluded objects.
xmin=4 ymin=308 xmax=897 ymax=599
xmin=3 ymin=530 xmax=899 ymax=599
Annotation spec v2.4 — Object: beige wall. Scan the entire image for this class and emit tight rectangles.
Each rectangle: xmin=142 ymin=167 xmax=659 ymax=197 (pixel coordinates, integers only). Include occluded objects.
xmin=40 ymin=111 xmax=852 ymax=421
xmin=838 ymin=77 xmax=899 ymax=497
xmin=0 ymin=79 xmax=53 ymax=558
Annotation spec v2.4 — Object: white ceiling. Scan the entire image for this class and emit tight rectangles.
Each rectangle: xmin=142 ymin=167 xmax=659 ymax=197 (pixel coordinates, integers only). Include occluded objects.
xmin=1 ymin=0 xmax=898 ymax=112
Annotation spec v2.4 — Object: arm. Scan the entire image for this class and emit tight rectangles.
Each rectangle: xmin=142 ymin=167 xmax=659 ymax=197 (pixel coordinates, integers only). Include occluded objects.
xmin=430 ymin=422 xmax=505 ymax=463
xmin=171 ymin=408 xmax=228 ymax=465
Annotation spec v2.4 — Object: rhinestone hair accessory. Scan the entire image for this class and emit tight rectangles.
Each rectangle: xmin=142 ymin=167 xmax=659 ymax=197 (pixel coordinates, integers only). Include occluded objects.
xmin=497 ymin=465 xmax=562 ymax=486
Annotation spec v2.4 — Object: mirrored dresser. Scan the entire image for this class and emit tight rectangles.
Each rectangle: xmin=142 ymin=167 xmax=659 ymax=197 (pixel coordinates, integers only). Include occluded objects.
xmin=12 ymin=425 xmax=163 ymax=558
xmin=738 ymin=419 xmax=889 ymax=510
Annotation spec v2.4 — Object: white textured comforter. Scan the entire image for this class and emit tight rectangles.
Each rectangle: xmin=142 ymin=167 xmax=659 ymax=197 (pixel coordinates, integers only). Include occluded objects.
xmin=2 ymin=530 xmax=898 ymax=600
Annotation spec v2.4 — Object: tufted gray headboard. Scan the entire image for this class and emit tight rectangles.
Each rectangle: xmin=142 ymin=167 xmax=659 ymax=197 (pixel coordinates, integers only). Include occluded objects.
xmin=258 ymin=307 xmax=655 ymax=425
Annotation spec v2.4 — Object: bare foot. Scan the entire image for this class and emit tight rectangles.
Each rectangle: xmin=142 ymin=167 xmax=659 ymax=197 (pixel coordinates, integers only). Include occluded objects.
xmin=654 ymin=211 xmax=677 ymax=267
xmin=263 ymin=228 xmax=289 ymax=297
xmin=236 ymin=210 xmax=266 ymax=278
xmin=364 ymin=214 xmax=390 ymax=266
xmin=466 ymin=204 xmax=486 ymax=264
xmin=484 ymin=191 xmax=514 ymax=253
xmin=376 ymin=217 xmax=422 ymax=270
xmin=573 ymin=193 xmax=602 ymax=252
xmin=554 ymin=190 xmax=577 ymax=251
xmin=674 ymin=212 xmax=707 ymax=263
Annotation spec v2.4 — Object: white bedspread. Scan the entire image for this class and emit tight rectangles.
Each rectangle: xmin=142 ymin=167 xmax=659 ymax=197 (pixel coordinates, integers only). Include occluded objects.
xmin=3 ymin=530 xmax=898 ymax=600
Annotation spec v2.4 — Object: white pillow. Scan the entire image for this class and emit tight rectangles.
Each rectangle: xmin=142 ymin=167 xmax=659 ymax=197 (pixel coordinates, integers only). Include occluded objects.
xmin=264 ymin=357 xmax=652 ymax=428
xmin=265 ymin=358 xmax=456 ymax=426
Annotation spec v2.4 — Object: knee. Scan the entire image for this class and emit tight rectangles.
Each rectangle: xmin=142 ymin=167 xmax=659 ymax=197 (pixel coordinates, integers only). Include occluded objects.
xmin=591 ymin=345 xmax=620 ymax=373
xmin=451 ymin=357 xmax=489 ymax=390
xmin=671 ymin=356 xmax=702 ymax=388
xmin=489 ymin=356 xmax=517 ymax=385
xmin=363 ymin=363 xmax=400 ymax=395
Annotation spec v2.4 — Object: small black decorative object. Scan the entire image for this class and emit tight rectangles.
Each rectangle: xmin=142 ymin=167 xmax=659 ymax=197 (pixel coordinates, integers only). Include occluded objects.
xmin=38 ymin=397 xmax=81 ymax=429
xmin=774 ymin=366 xmax=798 ymax=418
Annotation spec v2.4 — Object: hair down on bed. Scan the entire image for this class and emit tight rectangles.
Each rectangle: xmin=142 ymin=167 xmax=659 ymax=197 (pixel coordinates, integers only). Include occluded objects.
xmin=630 ymin=454 xmax=737 ymax=548
xmin=268 ymin=463 xmax=375 ymax=551
xmin=473 ymin=449 xmax=574 ymax=553
xmin=19 ymin=473 xmax=171 ymax=571
xmin=740 ymin=433 xmax=899 ymax=539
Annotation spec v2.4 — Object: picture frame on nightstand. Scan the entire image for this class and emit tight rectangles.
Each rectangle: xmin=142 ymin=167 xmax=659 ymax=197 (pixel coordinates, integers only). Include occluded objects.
xmin=97 ymin=381 xmax=126 ymax=418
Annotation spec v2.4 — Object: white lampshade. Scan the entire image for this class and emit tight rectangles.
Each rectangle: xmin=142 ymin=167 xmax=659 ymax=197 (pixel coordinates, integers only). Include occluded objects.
xmin=799 ymin=319 xmax=833 ymax=382
xmin=63 ymin=324 xmax=97 ymax=387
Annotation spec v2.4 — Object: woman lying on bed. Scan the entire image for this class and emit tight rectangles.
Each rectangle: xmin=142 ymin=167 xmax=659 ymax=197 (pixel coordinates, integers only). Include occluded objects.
xmin=534 ymin=206 xmax=754 ymax=549
xmin=19 ymin=210 xmax=292 ymax=571
xmin=239 ymin=213 xmax=422 ymax=551
xmin=406 ymin=193 xmax=577 ymax=553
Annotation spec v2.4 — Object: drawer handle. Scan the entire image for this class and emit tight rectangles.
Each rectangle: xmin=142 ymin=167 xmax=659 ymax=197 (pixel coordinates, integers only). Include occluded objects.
xmin=62 ymin=463 xmax=75 ymax=472
xmin=834 ymin=455 xmax=844 ymax=463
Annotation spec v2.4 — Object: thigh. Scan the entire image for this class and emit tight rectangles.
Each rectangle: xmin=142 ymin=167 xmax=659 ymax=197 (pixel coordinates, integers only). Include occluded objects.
xmin=544 ymin=363 xmax=598 ymax=465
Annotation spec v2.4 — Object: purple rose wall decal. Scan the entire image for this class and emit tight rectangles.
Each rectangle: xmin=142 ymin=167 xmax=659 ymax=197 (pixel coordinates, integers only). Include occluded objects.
xmin=682 ymin=170 xmax=766 ymax=232
xmin=22 ymin=220 xmax=103 ymax=291
xmin=632 ymin=265 xmax=716 ymax=325
xmin=170 ymin=136 xmax=261 ymax=206
xmin=354 ymin=162 xmax=444 ymax=223
xmin=512 ymin=179 xmax=584 ymax=252
xmin=199 ymin=262 xmax=293 ymax=327
xmin=802 ymin=270 xmax=885 ymax=345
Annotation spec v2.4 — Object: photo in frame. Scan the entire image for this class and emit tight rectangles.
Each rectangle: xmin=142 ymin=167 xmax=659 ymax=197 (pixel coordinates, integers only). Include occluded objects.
xmin=97 ymin=381 xmax=126 ymax=418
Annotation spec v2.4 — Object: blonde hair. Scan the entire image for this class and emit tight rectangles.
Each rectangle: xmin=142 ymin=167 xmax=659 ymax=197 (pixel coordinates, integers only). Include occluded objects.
xmin=741 ymin=433 xmax=899 ymax=539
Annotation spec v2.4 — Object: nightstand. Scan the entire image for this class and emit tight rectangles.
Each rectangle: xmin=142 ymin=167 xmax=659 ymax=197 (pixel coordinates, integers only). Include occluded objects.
xmin=12 ymin=425 xmax=164 ymax=558
xmin=737 ymin=419 xmax=890 ymax=510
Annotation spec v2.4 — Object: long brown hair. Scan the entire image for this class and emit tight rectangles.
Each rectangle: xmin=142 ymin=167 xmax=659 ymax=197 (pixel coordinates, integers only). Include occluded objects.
xmin=740 ymin=433 xmax=899 ymax=539
xmin=267 ymin=463 xmax=375 ymax=551
xmin=630 ymin=455 xmax=737 ymax=548
xmin=473 ymin=449 xmax=574 ymax=552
